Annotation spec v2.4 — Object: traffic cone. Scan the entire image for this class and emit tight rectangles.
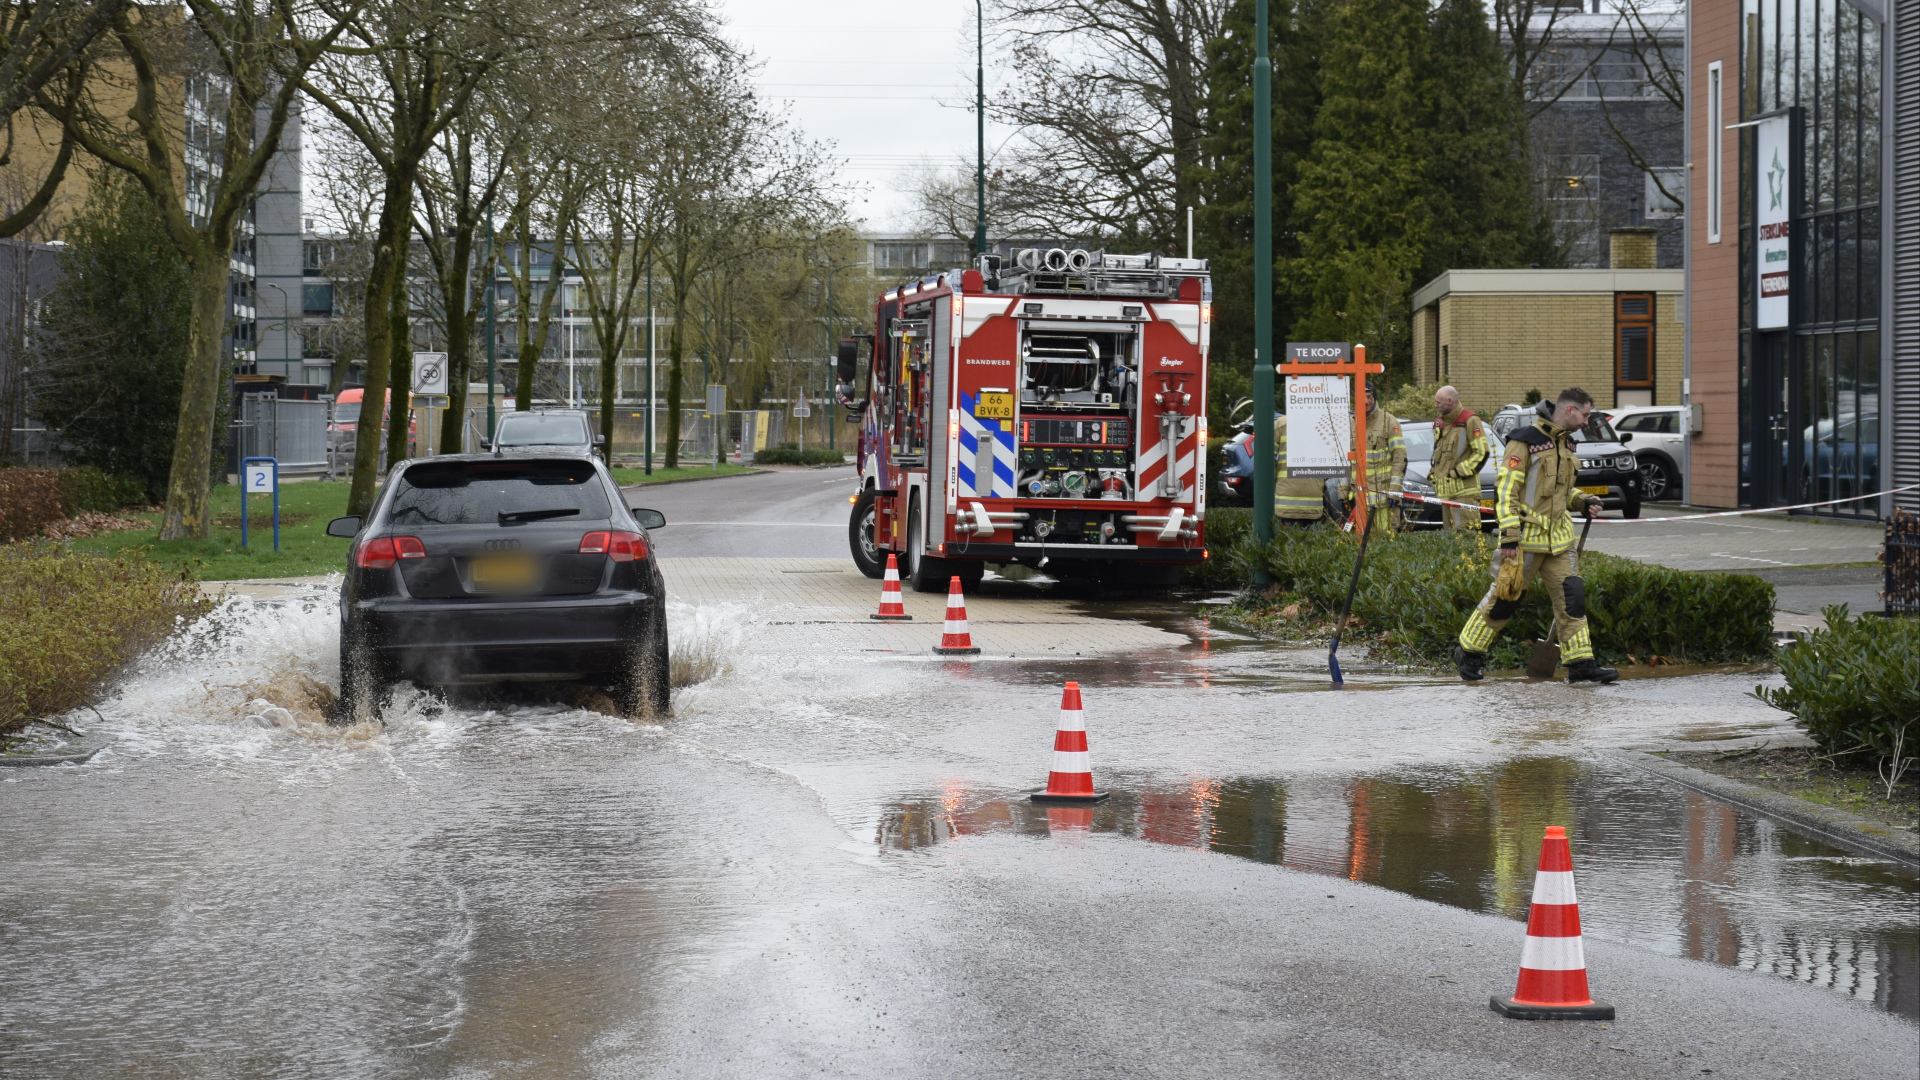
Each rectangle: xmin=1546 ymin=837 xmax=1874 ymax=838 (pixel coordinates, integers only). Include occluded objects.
xmin=870 ymin=555 xmax=912 ymax=621
xmin=1490 ymin=826 xmax=1615 ymax=1020
xmin=1029 ymin=681 xmax=1109 ymax=804
xmin=932 ymin=576 xmax=980 ymax=654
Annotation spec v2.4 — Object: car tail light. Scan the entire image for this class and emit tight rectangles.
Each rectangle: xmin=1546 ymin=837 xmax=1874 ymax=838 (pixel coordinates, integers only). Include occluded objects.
xmin=580 ymin=530 xmax=647 ymax=561
xmin=355 ymin=535 xmax=425 ymax=569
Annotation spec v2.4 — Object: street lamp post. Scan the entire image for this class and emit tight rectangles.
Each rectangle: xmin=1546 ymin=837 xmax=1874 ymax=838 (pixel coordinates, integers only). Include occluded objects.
xmin=484 ymin=214 xmax=498 ymax=444
xmin=824 ymin=261 xmax=865 ymax=454
xmin=262 ymin=282 xmax=293 ymax=375
xmin=1251 ymin=0 xmax=1275 ymax=583
xmin=644 ymin=253 xmax=653 ymax=475
xmin=974 ymin=0 xmax=987 ymax=259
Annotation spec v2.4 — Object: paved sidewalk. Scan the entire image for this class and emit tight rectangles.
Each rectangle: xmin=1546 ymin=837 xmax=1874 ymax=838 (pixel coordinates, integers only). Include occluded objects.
xmin=1586 ymin=507 xmax=1882 ymax=571
xmin=659 ymin=557 xmax=1187 ymax=656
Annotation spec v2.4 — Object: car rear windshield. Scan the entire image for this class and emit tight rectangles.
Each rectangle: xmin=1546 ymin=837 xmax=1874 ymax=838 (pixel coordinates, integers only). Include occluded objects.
xmin=387 ymin=459 xmax=610 ymax=525
xmin=495 ymin=415 xmax=588 ymax=445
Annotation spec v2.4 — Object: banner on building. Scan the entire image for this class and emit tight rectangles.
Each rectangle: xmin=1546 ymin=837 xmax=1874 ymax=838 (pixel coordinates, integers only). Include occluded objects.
xmin=1754 ymin=113 xmax=1791 ymax=330
xmin=1282 ymin=342 xmax=1352 ymax=478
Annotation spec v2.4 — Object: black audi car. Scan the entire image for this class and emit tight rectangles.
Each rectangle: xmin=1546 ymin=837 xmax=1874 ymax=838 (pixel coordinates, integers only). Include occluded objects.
xmin=326 ymin=454 xmax=670 ymax=719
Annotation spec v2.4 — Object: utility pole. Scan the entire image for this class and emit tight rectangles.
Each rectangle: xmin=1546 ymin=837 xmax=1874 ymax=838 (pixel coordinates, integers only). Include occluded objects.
xmin=1251 ymin=0 xmax=1276 ymax=582
xmin=974 ymin=0 xmax=987 ymax=258
xmin=644 ymin=253 xmax=653 ymax=475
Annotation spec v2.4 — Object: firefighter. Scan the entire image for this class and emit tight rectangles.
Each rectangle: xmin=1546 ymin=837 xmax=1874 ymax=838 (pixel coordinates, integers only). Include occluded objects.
xmin=1454 ymin=387 xmax=1618 ymax=685
xmin=1430 ymin=385 xmax=1489 ymax=530
xmin=1344 ymin=381 xmax=1406 ymax=528
xmin=1273 ymin=414 xmax=1329 ymax=526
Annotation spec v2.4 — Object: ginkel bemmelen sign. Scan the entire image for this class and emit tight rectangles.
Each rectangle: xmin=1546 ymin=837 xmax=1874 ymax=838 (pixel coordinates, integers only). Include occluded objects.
xmin=1282 ymin=342 xmax=1352 ymax=478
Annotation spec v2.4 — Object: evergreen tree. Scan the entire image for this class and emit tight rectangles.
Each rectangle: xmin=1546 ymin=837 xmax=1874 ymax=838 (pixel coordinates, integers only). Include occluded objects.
xmin=1419 ymin=0 xmax=1561 ymax=280
xmin=32 ymin=174 xmax=195 ymax=502
xmin=1284 ymin=0 xmax=1431 ymax=379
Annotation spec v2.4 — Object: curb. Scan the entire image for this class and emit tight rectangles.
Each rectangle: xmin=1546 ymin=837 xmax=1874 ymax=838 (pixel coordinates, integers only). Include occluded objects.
xmin=0 ymin=730 xmax=114 ymax=768
xmin=617 ymin=469 xmax=769 ymax=490
xmin=1600 ymin=748 xmax=1919 ymax=868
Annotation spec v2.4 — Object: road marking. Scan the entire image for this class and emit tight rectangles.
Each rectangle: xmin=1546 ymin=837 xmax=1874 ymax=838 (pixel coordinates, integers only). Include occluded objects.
xmin=675 ymin=522 xmax=842 ymax=527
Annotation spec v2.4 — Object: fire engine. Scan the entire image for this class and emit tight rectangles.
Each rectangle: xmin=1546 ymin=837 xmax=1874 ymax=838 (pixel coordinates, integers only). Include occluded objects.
xmin=837 ymin=247 xmax=1210 ymax=591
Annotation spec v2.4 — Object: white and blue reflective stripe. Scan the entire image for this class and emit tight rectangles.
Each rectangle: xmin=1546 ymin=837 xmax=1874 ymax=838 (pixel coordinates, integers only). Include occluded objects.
xmin=956 ymin=393 xmax=1016 ymax=498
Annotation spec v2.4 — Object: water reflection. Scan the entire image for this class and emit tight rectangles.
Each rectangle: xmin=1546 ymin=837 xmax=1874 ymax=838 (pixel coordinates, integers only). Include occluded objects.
xmin=876 ymin=756 xmax=1919 ymax=1018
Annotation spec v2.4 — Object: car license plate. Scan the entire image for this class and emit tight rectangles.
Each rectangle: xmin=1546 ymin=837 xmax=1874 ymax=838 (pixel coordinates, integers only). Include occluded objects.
xmin=471 ymin=555 xmax=541 ymax=590
xmin=1578 ymin=485 xmax=1609 ymax=497
xmin=1479 ymin=499 xmax=1495 ymax=509
xmin=976 ymin=392 xmax=1014 ymax=420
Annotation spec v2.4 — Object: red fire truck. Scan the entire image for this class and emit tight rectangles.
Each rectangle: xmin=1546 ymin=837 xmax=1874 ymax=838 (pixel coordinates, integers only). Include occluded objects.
xmin=838 ymin=248 xmax=1210 ymax=591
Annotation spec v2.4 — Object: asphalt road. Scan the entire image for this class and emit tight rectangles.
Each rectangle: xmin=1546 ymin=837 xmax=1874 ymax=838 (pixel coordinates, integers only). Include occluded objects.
xmin=2 ymin=468 xmax=1913 ymax=1078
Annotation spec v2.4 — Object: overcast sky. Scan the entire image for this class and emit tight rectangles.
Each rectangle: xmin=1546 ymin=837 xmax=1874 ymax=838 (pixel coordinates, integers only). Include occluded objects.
xmin=713 ymin=0 xmax=1021 ymax=232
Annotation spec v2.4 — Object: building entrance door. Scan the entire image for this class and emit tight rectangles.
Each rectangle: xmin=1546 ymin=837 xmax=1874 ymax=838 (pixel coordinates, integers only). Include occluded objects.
xmin=1749 ymin=331 xmax=1793 ymax=508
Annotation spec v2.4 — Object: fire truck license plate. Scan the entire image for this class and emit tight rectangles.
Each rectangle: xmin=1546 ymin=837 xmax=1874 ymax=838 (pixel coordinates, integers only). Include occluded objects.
xmin=976 ymin=392 xmax=1014 ymax=419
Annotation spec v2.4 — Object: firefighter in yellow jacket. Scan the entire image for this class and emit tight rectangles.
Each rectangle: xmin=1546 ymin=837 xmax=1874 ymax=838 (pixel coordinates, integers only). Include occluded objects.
xmin=1273 ymin=415 xmax=1329 ymax=526
xmin=1454 ymin=388 xmax=1619 ymax=685
xmin=1344 ymin=381 xmax=1406 ymax=527
xmin=1430 ymin=385 xmax=1489 ymax=530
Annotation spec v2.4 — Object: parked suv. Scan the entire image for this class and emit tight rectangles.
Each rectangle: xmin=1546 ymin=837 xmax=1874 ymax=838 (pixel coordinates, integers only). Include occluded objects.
xmin=484 ymin=408 xmax=603 ymax=457
xmin=1603 ymin=405 xmax=1687 ymax=502
xmin=1490 ymin=403 xmax=1643 ymax=518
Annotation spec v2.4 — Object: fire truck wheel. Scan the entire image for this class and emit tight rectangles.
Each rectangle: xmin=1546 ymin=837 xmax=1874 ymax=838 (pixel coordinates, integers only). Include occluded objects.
xmin=849 ymin=490 xmax=884 ymax=578
xmin=904 ymin=498 xmax=950 ymax=593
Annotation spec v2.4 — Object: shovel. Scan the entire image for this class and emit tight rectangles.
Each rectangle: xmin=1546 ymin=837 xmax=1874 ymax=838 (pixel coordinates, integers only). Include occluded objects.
xmin=1526 ymin=513 xmax=1597 ymax=679
xmin=1328 ymin=508 xmax=1376 ymax=687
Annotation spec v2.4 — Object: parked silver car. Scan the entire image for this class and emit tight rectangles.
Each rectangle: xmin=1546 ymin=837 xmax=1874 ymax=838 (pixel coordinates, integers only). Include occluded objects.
xmin=1602 ymin=405 xmax=1688 ymax=502
xmin=483 ymin=409 xmax=604 ymax=457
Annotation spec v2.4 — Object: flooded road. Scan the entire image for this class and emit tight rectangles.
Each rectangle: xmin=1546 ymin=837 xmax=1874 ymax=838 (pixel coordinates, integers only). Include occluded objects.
xmin=2 ymin=469 xmax=1914 ymax=1078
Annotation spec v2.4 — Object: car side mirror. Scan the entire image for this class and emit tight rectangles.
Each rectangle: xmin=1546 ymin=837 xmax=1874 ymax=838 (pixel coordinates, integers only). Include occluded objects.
xmin=1618 ymin=432 xmax=1633 ymax=443
xmin=478 ymin=436 xmax=491 ymax=450
xmin=593 ymin=433 xmax=606 ymax=446
xmin=630 ymin=507 xmax=666 ymax=530
xmin=835 ymin=339 xmax=858 ymax=383
xmin=325 ymin=516 xmax=362 ymax=538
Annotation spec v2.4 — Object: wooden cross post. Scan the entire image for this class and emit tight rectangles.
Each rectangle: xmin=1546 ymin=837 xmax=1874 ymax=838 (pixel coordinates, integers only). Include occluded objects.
xmin=1275 ymin=343 xmax=1385 ymax=533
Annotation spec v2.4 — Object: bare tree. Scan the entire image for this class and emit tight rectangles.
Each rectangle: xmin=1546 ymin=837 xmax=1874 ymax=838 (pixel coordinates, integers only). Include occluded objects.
xmin=48 ymin=0 xmax=362 ymax=540
xmin=987 ymin=0 xmax=1227 ymax=247
xmin=0 ymin=0 xmax=134 ymax=236
xmin=1594 ymin=0 xmax=1685 ymax=211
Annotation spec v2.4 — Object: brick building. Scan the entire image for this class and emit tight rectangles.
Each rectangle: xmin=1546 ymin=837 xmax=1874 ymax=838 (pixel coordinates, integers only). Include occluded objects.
xmin=1411 ymin=230 xmax=1684 ymax=414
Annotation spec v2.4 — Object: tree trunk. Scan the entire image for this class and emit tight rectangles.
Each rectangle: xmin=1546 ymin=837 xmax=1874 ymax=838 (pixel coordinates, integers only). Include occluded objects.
xmin=386 ymin=235 xmax=413 ymax=468
xmin=599 ymin=333 xmax=618 ymax=463
xmin=438 ymin=232 xmax=476 ymax=454
xmin=346 ymin=225 xmax=404 ymax=517
xmin=665 ymin=317 xmax=683 ymax=469
xmin=157 ymin=251 xmax=232 ymax=540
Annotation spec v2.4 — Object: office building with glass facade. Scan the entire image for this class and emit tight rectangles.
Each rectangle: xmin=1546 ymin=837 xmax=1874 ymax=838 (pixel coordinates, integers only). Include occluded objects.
xmin=1689 ymin=0 xmax=1916 ymax=517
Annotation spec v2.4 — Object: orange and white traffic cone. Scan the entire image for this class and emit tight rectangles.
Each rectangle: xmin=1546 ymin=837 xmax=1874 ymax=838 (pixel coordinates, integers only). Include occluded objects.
xmin=870 ymin=554 xmax=911 ymax=621
xmin=932 ymin=576 xmax=980 ymax=654
xmin=1491 ymin=826 xmax=1614 ymax=1020
xmin=1029 ymin=681 xmax=1109 ymax=803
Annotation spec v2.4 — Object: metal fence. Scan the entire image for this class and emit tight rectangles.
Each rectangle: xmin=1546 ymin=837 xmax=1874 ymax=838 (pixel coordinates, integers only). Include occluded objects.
xmin=234 ymin=394 xmax=332 ymax=478
xmin=1886 ymin=509 xmax=1919 ymax=616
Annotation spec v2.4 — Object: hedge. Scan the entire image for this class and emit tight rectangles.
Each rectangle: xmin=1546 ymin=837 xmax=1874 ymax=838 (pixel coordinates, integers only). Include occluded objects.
xmin=1195 ymin=509 xmax=1775 ymax=669
xmin=0 ymin=544 xmax=210 ymax=736
xmin=1755 ymin=606 xmax=1919 ymax=794
xmin=0 ymin=467 xmax=150 ymax=543
xmin=753 ymin=445 xmax=847 ymax=465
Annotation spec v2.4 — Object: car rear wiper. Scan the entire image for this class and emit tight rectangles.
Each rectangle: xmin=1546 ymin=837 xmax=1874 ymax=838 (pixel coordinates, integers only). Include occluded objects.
xmin=497 ymin=508 xmax=581 ymax=523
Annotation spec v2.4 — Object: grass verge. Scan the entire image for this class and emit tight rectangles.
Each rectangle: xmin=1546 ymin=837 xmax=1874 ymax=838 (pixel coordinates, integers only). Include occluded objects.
xmin=611 ymin=463 xmax=755 ymax=485
xmin=66 ymin=480 xmax=356 ymax=580
xmin=0 ymin=544 xmax=211 ymax=737
xmin=1660 ymin=746 xmax=1919 ymax=836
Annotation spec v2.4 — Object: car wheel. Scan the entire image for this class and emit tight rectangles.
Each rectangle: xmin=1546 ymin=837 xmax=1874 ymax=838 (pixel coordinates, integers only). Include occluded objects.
xmin=334 ymin=623 xmax=387 ymax=724
xmin=905 ymin=495 xmax=950 ymax=593
xmin=1638 ymin=457 xmax=1674 ymax=501
xmin=849 ymin=490 xmax=883 ymax=579
xmin=1622 ymin=498 xmax=1642 ymax=519
xmin=613 ymin=609 xmax=673 ymax=720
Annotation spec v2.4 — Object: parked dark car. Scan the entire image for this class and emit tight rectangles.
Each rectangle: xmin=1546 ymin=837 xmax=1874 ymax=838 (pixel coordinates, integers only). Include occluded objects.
xmin=1490 ymin=404 xmax=1643 ymax=518
xmin=327 ymin=455 xmax=670 ymax=719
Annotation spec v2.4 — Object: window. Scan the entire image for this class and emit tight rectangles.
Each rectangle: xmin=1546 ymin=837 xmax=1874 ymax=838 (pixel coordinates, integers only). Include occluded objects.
xmin=303 ymin=283 xmax=334 ymax=315
xmin=1615 ymin=293 xmax=1655 ymax=391
xmin=1645 ymin=169 xmax=1685 ymax=218
xmin=1707 ymin=61 xmax=1722 ymax=243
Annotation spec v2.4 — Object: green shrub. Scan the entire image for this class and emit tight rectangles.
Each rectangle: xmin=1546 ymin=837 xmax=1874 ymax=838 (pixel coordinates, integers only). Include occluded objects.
xmin=58 ymin=467 xmax=149 ymax=514
xmin=753 ymin=445 xmax=847 ymax=465
xmin=1382 ymin=380 xmax=1440 ymax=422
xmin=0 ymin=544 xmax=211 ymax=735
xmin=1755 ymin=606 xmax=1920 ymax=794
xmin=1224 ymin=526 xmax=1773 ymax=668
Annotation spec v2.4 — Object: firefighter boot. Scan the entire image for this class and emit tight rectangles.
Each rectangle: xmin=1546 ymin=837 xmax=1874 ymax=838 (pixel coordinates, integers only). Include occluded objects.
xmin=1566 ymin=659 xmax=1619 ymax=685
xmin=1453 ymin=645 xmax=1487 ymax=683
